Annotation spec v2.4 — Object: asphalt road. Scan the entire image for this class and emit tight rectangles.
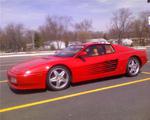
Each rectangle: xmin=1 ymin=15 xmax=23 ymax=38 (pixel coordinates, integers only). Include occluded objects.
xmin=0 ymin=48 xmax=150 ymax=120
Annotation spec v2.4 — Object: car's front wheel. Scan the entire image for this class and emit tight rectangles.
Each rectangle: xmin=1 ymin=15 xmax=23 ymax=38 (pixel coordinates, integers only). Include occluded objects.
xmin=126 ymin=57 xmax=140 ymax=77
xmin=47 ymin=66 xmax=71 ymax=91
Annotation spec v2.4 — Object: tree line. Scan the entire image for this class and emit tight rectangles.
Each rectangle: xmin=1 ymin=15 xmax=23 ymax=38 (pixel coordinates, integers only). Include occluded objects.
xmin=0 ymin=8 xmax=150 ymax=52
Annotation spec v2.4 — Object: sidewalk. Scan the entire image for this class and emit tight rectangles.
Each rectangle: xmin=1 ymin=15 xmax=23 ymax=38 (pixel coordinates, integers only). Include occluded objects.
xmin=0 ymin=51 xmax=55 ymax=58
xmin=133 ymin=46 xmax=150 ymax=49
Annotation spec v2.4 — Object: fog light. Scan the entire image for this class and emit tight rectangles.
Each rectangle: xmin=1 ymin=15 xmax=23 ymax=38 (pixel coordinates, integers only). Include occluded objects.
xmin=10 ymin=77 xmax=17 ymax=84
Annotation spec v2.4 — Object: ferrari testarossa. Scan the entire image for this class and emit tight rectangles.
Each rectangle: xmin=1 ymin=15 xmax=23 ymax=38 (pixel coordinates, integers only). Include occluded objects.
xmin=7 ymin=42 xmax=147 ymax=91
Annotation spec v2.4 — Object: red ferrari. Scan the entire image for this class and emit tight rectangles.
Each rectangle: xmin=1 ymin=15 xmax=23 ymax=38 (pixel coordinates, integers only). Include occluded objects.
xmin=7 ymin=42 xmax=147 ymax=91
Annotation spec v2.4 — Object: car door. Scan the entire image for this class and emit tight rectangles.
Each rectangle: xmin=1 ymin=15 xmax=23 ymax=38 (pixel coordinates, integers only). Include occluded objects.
xmin=72 ymin=44 xmax=120 ymax=82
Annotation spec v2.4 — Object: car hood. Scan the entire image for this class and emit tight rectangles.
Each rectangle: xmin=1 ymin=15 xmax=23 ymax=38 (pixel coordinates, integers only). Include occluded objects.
xmin=9 ymin=56 xmax=62 ymax=74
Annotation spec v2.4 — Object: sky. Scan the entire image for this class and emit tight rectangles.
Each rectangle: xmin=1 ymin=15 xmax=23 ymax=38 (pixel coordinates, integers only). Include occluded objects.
xmin=0 ymin=0 xmax=149 ymax=31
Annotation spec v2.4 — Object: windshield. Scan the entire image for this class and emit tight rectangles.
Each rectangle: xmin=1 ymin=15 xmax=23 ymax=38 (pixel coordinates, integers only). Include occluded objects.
xmin=54 ymin=45 xmax=84 ymax=57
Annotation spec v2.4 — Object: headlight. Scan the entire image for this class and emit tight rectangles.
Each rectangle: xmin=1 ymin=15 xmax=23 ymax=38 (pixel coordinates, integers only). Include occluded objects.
xmin=24 ymin=70 xmax=31 ymax=76
xmin=46 ymin=66 xmax=50 ymax=69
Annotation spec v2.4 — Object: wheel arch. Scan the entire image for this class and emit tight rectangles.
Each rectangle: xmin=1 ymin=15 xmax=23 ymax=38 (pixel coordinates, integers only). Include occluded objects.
xmin=129 ymin=55 xmax=142 ymax=67
xmin=47 ymin=64 xmax=73 ymax=81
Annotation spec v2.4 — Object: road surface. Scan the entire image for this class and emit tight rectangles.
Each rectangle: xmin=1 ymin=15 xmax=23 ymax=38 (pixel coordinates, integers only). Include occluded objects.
xmin=0 ymin=48 xmax=150 ymax=120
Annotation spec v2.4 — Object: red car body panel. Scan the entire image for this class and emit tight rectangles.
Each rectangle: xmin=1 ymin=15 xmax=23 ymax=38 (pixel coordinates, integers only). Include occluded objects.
xmin=7 ymin=43 xmax=148 ymax=90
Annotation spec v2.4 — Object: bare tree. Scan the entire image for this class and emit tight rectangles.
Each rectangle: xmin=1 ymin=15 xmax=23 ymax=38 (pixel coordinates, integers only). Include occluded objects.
xmin=39 ymin=16 xmax=72 ymax=48
xmin=74 ymin=19 xmax=92 ymax=42
xmin=131 ymin=11 xmax=150 ymax=45
xmin=0 ymin=28 xmax=6 ymax=51
xmin=0 ymin=24 xmax=26 ymax=52
xmin=90 ymin=31 xmax=105 ymax=39
xmin=139 ymin=11 xmax=150 ymax=45
xmin=110 ymin=8 xmax=133 ymax=44
xmin=34 ymin=31 xmax=43 ymax=48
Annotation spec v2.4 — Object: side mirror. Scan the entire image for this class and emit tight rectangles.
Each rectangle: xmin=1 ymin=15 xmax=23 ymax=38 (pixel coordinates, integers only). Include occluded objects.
xmin=78 ymin=51 xmax=87 ymax=57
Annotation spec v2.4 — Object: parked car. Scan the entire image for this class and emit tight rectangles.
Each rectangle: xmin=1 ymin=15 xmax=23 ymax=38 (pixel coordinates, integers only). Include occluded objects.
xmin=122 ymin=39 xmax=133 ymax=46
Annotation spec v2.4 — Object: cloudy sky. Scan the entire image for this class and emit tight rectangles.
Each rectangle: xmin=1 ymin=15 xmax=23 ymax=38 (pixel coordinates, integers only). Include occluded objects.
xmin=0 ymin=0 xmax=149 ymax=31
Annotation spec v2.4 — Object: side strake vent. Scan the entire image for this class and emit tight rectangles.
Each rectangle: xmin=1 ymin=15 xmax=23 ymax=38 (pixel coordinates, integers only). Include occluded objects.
xmin=84 ymin=59 xmax=118 ymax=75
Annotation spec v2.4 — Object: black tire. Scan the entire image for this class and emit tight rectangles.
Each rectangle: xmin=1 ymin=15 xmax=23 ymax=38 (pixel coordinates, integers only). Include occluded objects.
xmin=126 ymin=57 xmax=140 ymax=77
xmin=47 ymin=66 xmax=71 ymax=91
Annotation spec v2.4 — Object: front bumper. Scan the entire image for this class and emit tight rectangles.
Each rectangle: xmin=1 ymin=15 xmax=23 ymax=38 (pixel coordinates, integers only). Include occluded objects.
xmin=7 ymin=70 xmax=47 ymax=90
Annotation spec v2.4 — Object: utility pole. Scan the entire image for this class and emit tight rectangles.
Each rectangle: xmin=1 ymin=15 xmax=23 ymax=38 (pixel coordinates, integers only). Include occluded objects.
xmin=148 ymin=16 xmax=150 ymax=25
xmin=32 ymin=31 xmax=35 ymax=50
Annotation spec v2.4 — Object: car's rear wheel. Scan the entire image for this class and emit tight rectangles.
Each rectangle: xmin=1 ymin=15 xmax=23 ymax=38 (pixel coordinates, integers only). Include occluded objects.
xmin=47 ymin=66 xmax=71 ymax=91
xmin=126 ymin=57 xmax=140 ymax=77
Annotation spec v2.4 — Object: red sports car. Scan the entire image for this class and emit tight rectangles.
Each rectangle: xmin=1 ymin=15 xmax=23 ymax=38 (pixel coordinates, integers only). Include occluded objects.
xmin=7 ymin=42 xmax=147 ymax=91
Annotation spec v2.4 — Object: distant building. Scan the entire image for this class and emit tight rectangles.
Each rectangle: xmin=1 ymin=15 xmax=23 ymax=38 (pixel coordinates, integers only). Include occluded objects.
xmin=86 ymin=38 xmax=109 ymax=43
xmin=108 ymin=38 xmax=133 ymax=46
xmin=44 ymin=40 xmax=65 ymax=50
xmin=108 ymin=37 xmax=150 ymax=46
xmin=26 ymin=43 xmax=34 ymax=50
xmin=68 ymin=41 xmax=82 ymax=46
xmin=108 ymin=39 xmax=118 ymax=44
xmin=121 ymin=39 xmax=133 ymax=46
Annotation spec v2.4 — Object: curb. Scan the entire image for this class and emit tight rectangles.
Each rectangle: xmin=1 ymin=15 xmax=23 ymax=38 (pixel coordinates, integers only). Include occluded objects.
xmin=0 ymin=52 xmax=55 ymax=58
